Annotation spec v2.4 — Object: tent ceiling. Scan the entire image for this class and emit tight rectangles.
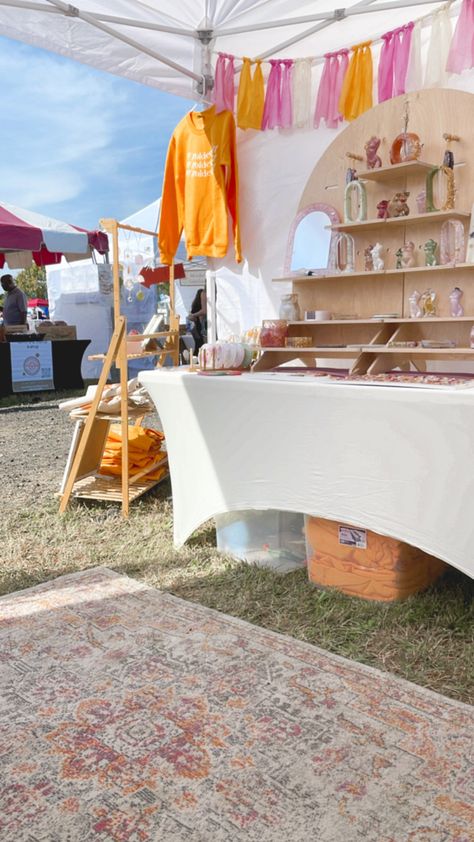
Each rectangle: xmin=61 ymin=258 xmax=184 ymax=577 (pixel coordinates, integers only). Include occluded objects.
xmin=0 ymin=0 xmax=446 ymax=100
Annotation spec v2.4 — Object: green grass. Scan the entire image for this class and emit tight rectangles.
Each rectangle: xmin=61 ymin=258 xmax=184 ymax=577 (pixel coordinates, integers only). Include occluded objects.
xmin=1 ymin=481 xmax=473 ymax=705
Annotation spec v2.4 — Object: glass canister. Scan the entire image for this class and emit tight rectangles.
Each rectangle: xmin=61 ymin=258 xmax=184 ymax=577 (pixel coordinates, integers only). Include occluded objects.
xmin=260 ymin=319 xmax=288 ymax=347
xmin=279 ymin=293 xmax=301 ymax=321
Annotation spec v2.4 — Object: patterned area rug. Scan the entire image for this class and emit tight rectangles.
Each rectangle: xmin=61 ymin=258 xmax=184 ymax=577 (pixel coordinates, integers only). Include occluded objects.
xmin=0 ymin=568 xmax=473 ymax=842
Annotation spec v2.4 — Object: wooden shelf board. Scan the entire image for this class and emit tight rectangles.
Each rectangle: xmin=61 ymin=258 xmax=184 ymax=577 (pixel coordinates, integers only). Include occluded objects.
xmin=289 ymin=317 xmax=474 ymax=325
xmin=330 ymin=210 xmax=470 ymax=233
xmin=357 ymin=160 xmax=437 ymax=182
xmin=72 ymin=471 xmax=169 ymax=503
xmin=361 ymin=347 xmax=474 ymax=354
xmin=89 ymin=350 xmax=166 ymax=361
xmin=258 ymin=345 xmax=474 ymax=356
xmin=275 ymin=264 xmax=474 ymax=284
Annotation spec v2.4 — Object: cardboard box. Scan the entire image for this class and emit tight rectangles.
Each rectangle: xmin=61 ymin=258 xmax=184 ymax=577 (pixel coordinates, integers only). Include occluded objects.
xmin=305 ymin=516 xmax=446 ymax=602
xmin=36 ymin=324 xmax=77 ymax=340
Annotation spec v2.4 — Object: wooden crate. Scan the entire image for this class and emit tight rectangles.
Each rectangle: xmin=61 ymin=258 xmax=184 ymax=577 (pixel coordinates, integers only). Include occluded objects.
xmin=306 ymin=517 xmax=446 ymax=602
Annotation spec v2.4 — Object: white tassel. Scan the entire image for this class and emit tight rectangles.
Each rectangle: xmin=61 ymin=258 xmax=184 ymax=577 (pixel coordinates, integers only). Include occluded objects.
xmin=425 ymin=7 xmax=452 ymax=87
xmin=405 ymin=20 xmax=422 ymax=92
xmin=292 ymin=58 xmax=312 ymax=128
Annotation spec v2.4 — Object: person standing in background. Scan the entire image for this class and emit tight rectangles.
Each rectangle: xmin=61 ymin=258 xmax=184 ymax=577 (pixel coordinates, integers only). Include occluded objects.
xmin=1 ymin=275 xmax=28 ymax=326
xmin=187 ymin=288 xmax=207 ymax=356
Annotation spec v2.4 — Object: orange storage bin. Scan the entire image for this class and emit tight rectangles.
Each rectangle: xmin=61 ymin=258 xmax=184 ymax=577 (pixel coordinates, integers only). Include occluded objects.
xmin=305 ymin=517 xmax=446 ymax=602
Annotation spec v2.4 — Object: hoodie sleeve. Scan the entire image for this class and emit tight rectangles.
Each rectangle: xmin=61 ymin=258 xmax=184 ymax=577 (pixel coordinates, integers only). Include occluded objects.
xmin=225 ymin=113 xmax=242 ymax=264
xmin=158 ymin=135 xmax=183 ymax=265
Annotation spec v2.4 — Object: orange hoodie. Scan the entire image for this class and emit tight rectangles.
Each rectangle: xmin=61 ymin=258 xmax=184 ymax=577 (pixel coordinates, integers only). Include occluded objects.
xmin=158 ymin=106 xmax=242 ymax=265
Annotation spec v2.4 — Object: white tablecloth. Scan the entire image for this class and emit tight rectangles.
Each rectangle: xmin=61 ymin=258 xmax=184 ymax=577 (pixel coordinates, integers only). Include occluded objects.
xmin=139 ymin=369 xmax=474 ymax=579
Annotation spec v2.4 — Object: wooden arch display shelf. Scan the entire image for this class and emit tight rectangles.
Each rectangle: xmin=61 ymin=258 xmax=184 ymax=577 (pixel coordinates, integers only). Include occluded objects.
xmin=255 ymin=89 xmax=474 ymax=376
xmin=59 ymin=219 xmax=180 ymax=517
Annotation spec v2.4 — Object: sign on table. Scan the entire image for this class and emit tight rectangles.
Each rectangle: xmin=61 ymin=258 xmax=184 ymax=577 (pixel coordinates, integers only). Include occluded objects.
xmin=11 ymin=341 xmax=53 ymax=392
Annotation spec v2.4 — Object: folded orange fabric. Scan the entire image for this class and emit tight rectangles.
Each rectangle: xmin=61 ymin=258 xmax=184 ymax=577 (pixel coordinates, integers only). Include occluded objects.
xmin=100 ymin=425 xmax=167 ymax=480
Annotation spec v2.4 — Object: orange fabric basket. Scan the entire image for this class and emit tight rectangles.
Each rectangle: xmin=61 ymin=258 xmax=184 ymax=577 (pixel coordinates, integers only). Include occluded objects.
xmin=306 ymin=517 xmax=446 ymax=602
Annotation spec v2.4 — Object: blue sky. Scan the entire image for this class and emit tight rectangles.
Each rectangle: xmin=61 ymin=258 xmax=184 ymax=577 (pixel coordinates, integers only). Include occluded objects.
xmin=0 ymin=36 xmax=189 ymax=229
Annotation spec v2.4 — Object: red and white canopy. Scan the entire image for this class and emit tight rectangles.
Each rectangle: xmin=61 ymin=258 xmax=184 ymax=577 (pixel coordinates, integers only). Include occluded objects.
xmin=0 ymin=200 xmax=109 ymax=269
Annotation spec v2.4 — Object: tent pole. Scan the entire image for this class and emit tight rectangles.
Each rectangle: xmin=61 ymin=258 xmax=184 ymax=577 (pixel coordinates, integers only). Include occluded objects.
xmin=43 ymin=0 xmax=201 ymax=82
xmin=0 ymin=0 xmax=197 ymax=36
xmin=219 ymin=0 xmax=448 ymax=37
xmin=254 ymin=0 xmax=380 ymax=61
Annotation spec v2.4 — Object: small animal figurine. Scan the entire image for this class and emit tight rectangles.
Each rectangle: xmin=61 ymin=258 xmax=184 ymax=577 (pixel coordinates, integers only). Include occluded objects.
xmin=416 ymin=190 xmax=426 ymax=214
xmin=449 ymin=286 xmax=464 ymax=317
xmin=371 ymin=242 xmax=384 ymax=271
xmin=395 ymin=247 xmax=403 ymax=269
xmin=443 ymin=149 xmax=454 ymax=169
xmin=345 ymin=167 xmax=357 ymax=184
xmin=364 ymin=244 xmax=374 ymax=271
xmin=424 ymin=238 xmax=438 ymax=267
xmin=421 ymin=288 xmax=437 ymax=317
xmin=409 ymin=289 xmax=422 ymax=318
xmin=401 ymin=241 xmax=416 ymax=268
xmin=365 ymin=135 xmax=382 ymax=169
xmin=376 ymin=200 xmax=389 ymax=219
xmin=387 ymin=191 xmax=410 ymax=218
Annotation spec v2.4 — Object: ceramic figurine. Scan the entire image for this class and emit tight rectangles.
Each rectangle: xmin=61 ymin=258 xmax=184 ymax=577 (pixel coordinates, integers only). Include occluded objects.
xmin=449 ymin=287 xmax=464 ymax=317
xmin=440 ymin=219 xmax=465 ymax=265
xmin=426 ymin=165 xmax=455 ymax=212
xmin=443 ymin=149 xmax=454 ymax=169
xmin=424 ymin=239 xmax=438 ymax=266
xmin=376 ymin=200 xmax=389 ymax=219
xmin=345 ymin=167 xmax=357 ymax=184
xmin=335 ymin=232 xmax=355 ymax=273
xmin=364 ymin=245 xmax=374 ymax=271
xmin=409 ymin=289 xmax=422 ymax=318
xmin=421 ymin=288 xmax=437 ymax=317
xmin=466 ymin=204 xmax=474 ymax=264
xmin=395 ymin=247 xmax=403 ymax=269
xmin=364 ymin=136 xmax=382 ymax=169
xmin=401 ymin=241 xmax=416 ymax=268
xmin=416 ymin=190 xmax=426 ymax=214
xmin=371 ymin=242 xmax=384 ymax=271
xmin=387 ymin=191 xmax=410 ymax=218
xmin=344 ymin=178 xmax=367 ymax=222
xmin=279 ymin=293 xmax=301 ymax=321
xmin=390 ymin=132 xmax=423 ymax=164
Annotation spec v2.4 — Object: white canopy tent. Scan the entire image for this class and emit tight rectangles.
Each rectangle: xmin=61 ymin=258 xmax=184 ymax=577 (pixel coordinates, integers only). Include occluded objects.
xmin=3 ymin=0 xmax=474 ymax=334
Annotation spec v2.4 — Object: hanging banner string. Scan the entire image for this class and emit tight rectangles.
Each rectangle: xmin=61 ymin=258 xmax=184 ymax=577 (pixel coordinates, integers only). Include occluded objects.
xmin=206 ymin=0 xmax=474 ymax=132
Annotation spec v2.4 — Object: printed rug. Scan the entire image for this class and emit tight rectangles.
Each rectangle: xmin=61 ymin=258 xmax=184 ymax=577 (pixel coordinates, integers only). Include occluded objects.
xmin=0 ymin=567 xmax=473 ymax=842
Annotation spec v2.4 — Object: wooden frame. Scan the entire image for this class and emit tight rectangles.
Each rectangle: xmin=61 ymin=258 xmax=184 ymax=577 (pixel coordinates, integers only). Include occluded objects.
xmin=59 ymin=218 xmax=180 ymax=517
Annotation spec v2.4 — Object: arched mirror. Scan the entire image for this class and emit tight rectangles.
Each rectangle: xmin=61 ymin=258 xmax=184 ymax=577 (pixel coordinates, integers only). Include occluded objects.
xmin=284 ymin=203 xmax=340 ymax=275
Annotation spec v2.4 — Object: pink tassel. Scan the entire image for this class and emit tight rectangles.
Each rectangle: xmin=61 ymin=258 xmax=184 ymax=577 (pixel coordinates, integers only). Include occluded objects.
xmin=280 ymin=60 xmax=294 ymax=128
xmin=262 ymin=60 xmax=282 ymax=130
xmin=378 ymin=31 xmax=396 ymax=102
xmin=394 ymin=23 xmax=413 ymax=96
xmin=314 ymin=50 xmax=348 ymax=129
xmin=378 ymin=23 xmax=414 ymax=102
xmin=446 ymin=0 xmax=474 ymax=74
xmin=212 ymin=52 xmax=235 ymax=113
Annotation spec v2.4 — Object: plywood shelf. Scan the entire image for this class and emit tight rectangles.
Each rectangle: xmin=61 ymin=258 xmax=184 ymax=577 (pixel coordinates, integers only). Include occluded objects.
xmin=71 ymin=470 xmax=169 ymax=503
xmin=274 ymin=263 xmax=474 ymax=284
xmin=289 ymin=317 xmax=474 ymax=325
xmin=357 ymin=160 xmax=438 ymax=182
xmin=330 ymin=210 xmax=470 ymax=233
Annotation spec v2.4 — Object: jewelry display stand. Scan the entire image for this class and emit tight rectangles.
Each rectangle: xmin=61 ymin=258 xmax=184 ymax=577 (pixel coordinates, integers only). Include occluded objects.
xmin=255 ymin=89 xmax=474 ymax=377
xmin=59 ymin=219 xmax=179 ymax=516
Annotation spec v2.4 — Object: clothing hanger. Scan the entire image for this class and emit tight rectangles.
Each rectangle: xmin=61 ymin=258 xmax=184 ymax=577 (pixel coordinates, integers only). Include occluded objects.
xmin=190 ymin=75 xmax=213 ymax=111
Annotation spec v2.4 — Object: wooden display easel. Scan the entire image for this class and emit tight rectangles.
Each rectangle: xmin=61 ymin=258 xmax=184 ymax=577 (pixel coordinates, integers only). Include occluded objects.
xmin=59 ymin=219 xmax=180 ymax=517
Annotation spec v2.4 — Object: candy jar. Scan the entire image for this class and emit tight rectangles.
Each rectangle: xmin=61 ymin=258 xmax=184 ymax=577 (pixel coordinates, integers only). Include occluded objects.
xmin=260 ymin=320 xmax=288 ymax=347
xmin=279 ymin=293 xmax=301 ymax=321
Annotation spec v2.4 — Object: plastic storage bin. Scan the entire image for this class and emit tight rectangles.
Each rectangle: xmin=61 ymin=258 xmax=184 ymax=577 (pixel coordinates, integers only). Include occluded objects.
xmin=305 ymin=516 xmax=446 ymax=602
xmin=215 ymin=510 xmax=306 ymax=574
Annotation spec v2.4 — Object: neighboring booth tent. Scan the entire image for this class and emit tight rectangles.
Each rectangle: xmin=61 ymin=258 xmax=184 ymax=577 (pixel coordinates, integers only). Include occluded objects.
xmin=47 ymin=199 xmax=205 ymax=378
xmin=4 ymin=3 xmax=474 ymax=335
